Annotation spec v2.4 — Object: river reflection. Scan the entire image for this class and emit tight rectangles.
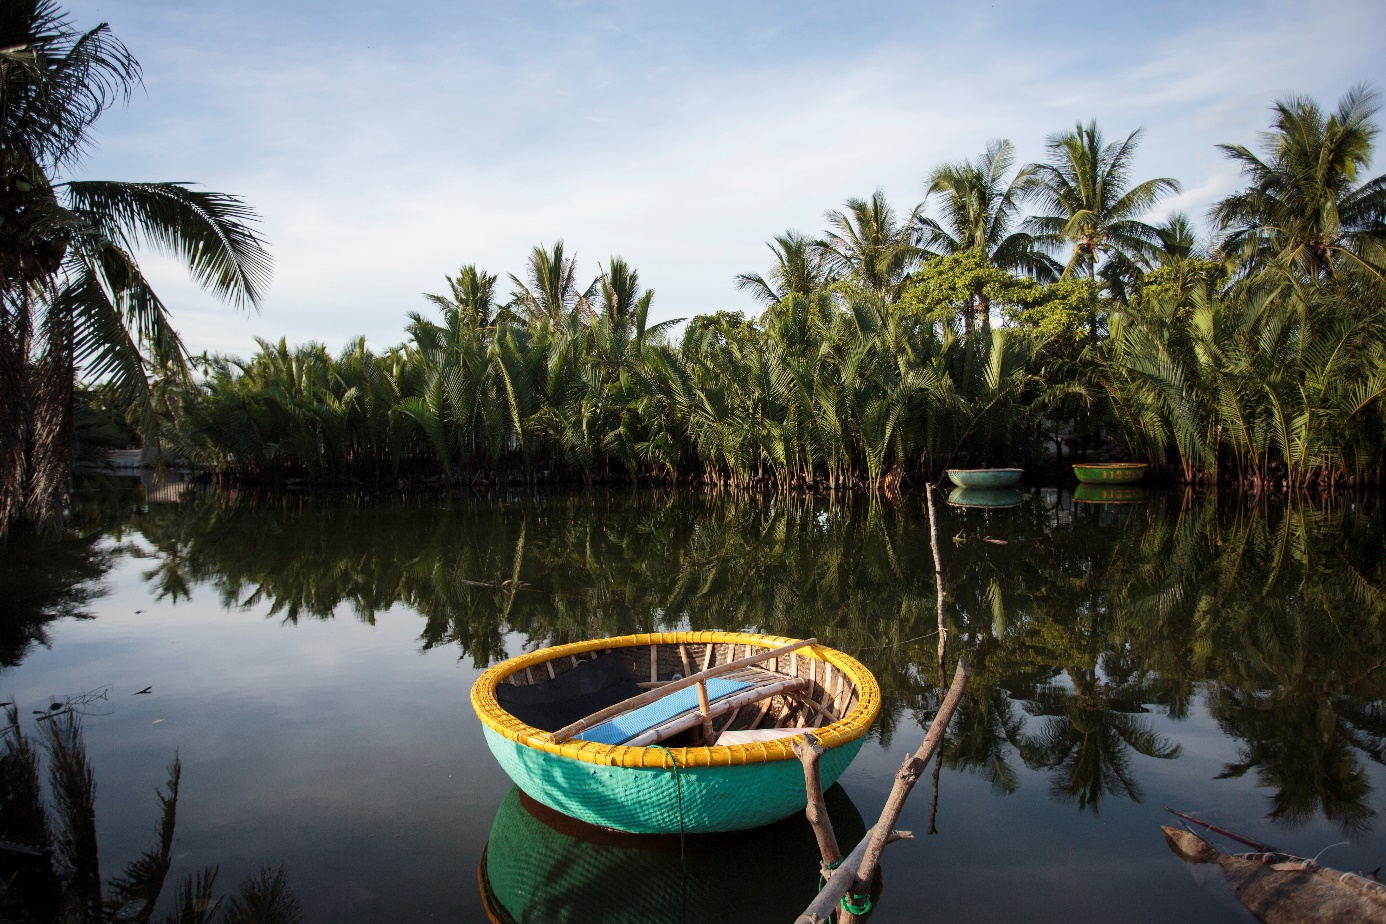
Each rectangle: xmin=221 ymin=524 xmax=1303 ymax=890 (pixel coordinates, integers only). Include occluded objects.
xmin=5 ymin=484 xmax=1386 ymax=852
xmin=479 ymin=784 xmax=867 ymax=923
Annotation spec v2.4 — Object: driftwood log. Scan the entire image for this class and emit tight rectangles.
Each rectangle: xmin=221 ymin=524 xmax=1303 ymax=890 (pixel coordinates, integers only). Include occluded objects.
xmin=1163 ymin=825 xmax=1386 ymax=924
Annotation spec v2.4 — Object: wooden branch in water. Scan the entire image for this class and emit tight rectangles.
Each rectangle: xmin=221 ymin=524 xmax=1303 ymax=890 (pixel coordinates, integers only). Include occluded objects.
xmin=544 ymin=638 xmax=817 ymax=743
xmin=853 ymin=656 xmax=970 ymax=892
xmin=794 ymin=655 xmax=970 ymax=924
xmin=792 ymin=732 xmax=841 ymax=875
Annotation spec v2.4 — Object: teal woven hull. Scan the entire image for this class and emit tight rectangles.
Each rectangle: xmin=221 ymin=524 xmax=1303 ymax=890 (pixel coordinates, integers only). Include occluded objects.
xmin=946 ymin=468 xmax=1024 ymax=488
xmin=482 ymin=726 xmax=865 ymax=834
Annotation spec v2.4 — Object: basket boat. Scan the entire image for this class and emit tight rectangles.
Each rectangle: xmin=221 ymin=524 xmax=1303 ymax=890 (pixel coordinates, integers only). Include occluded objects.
xmin=470 ymin=631 xmax=880 ymax=834
xmin=945 ymin=467 xmax=1024 ymax=488
xmin=1072 ymin=462 xmax=1148 ymax=484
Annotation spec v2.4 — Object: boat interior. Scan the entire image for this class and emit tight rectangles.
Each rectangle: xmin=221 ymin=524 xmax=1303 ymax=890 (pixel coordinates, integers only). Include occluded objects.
xmin=494 ymin=640 xmax=861 ymax=749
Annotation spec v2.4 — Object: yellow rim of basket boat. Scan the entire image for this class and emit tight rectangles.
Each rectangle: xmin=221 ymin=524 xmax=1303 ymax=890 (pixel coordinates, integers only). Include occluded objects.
xmin=471 ymin=631 xmax=880 ymax=770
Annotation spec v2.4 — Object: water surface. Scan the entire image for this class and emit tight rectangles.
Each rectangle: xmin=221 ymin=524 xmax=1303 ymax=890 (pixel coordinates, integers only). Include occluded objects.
xmin=3 ymin=481 xmax=1384 ymax=922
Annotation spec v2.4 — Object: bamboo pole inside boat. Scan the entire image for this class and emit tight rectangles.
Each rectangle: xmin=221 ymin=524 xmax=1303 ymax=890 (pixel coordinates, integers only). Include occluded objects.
xmin=543 ymin=638 xmax=819 ymax=744
xmin=696 ymin=680 xmax=714 ymax=743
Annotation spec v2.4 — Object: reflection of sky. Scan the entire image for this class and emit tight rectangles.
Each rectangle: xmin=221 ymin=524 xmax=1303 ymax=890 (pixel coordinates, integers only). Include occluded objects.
xmin=58 ymin=0 xmax=1386 ymax=358
xmin=4 ymin=510 xmax=1384 ymax=922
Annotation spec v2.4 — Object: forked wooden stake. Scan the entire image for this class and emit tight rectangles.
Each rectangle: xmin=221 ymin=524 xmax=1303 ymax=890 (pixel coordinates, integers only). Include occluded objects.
xmin=795 ymin=484 xmax=971 ymax=923
xmin=791 ymin=732 xmax=841 ymax=876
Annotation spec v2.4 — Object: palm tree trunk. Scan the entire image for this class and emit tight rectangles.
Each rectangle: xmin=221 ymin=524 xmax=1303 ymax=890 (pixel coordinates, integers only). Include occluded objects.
xmin=25 ymin=304 xmax=75 ymax=530
xmin=0 ymin=290 xmax=33 ymax=537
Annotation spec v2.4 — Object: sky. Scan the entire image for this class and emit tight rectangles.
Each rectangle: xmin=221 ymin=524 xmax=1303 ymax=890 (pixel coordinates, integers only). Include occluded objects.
xmin=64 ymin=0 xmax=1386 ymax=358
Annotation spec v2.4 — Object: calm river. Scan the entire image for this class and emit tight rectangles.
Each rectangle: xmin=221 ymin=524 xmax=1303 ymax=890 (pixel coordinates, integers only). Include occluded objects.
xmin=2 ymin=480 xmax=1384 ymax=922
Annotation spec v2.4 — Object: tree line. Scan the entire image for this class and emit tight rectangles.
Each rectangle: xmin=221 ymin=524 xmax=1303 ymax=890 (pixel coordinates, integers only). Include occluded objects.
xmin=168 ymin=89 xmax=1386 ymax=491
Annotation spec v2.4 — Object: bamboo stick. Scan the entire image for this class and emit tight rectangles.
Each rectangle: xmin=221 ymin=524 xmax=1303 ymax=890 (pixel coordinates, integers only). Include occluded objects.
xmin=544 ymin=638 xmax=818 ymax=743
xmin=621 ymin=678 xmax=808 ymax=747
xmin=696 ymin=680 xmax=715 ymax=744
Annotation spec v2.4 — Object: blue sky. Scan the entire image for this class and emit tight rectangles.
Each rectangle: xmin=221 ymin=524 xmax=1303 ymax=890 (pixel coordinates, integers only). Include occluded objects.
xmin=66 ymin=0 xmax=1386 ymax=357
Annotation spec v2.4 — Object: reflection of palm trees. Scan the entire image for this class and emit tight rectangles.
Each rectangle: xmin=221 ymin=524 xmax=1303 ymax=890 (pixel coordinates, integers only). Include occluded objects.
xmin=1 ymin=707 xmax=301 ymax=923
xmin=1019 ymin=670 xmax=1181 ymax=811
xmin=113 ymin=484 xmax=1386 ymax=833
xmin=1210 ymin=687 xmax=1384 ymax=837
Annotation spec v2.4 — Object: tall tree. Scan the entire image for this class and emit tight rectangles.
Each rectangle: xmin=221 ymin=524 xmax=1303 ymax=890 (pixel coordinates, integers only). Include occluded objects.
xmin=508 ymin=240 xmax=593 ymax=326
xmin=0 ymin=1 xmax=271 ymax=537
xmin=818 ymin=190 xmax=921 ymax=304
xmin=1212 ymin=85 xmax=1386 ymax=283
xmin=918 ymin=139 xmax=1059 ymax=331
xmin=735 ymin=230 xmax=836 ymax=308
xmin=423 ymin=264 xmax=498 ymax=330
xmin=1026 ymin=121 xmax=1180 ymax=284
xmin=593 ymin=256 xmax=652 ymax=323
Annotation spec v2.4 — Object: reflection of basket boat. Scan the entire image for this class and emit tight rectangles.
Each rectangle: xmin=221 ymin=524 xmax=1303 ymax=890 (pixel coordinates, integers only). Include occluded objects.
xmin=1073 ymin=484 xmax=1150 ymax=504
xmin=478 ymin=784 xmax=868 ymax=924
xmin=947 ymin=487 xmax=1023 ymax=508
xmin=1072 ymin=462 xmax=1148 ymax=484
xmin=946 ymin=467 xmax=1024 ymax=488
xmin=470 ymin=632 xmax=880 ymax=834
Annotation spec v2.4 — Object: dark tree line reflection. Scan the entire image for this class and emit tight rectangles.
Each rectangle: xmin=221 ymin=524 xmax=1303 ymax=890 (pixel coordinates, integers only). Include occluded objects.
xmin=5 ymin=482 xmax=1385 ymax=836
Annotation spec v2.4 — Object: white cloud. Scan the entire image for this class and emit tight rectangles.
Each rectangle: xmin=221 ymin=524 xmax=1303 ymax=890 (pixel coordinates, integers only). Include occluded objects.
xmin=65 ymin=0 xmax=1386 ymax=357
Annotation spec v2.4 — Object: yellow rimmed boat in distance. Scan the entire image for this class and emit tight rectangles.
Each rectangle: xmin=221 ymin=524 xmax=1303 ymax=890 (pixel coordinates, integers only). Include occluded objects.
xmin=470 ymin=631 xmax=881 ymax=834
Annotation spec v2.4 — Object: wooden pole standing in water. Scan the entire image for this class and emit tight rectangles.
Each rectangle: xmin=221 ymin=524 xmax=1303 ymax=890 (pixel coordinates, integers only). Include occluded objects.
xmin=795 ymin=485 xmax=971 ymax=924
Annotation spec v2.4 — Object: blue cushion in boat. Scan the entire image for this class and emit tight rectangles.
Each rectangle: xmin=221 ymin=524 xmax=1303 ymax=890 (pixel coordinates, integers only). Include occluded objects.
xmin=575 ymin=677 xmax=752 ymax=745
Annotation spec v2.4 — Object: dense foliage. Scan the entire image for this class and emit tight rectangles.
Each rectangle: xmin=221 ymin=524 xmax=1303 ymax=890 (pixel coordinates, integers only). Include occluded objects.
xmin=0 ymin=1 xmax=270 ymax=536
xmin=164 ymin=89 xmax=1386 ymax=490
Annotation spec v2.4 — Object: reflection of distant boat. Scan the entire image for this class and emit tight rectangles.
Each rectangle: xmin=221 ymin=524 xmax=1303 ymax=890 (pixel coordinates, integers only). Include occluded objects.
xmin=479 ymin=784 xmax=868 ymax=924
xmin=946 ymin=468 xmax=1023 ymax=488
xmin=1072 ymin=462 xmax=1148 ymax=484
xmin=1072 ymin=484 xmax=1149 ymax=504
xmin=471 ymin=632 xmax=879 ymax=834
xmin=947 ymin=487 xmax=1023 ymax=508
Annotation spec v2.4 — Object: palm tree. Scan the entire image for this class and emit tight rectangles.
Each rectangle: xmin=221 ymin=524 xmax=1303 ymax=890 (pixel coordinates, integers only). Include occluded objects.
xmin=920 ymin=140 xmax=1058 ymax=276
xmin=0 ymin=1 xmax=271 ymax=537
xmin=918 ymin=140 xmax=1059 ymax=332
xmin=592 ymin=256 xmax=651 ymax=322
xmin=1026 ymin=121 xmax=1181 ymax=284
xmin=1212 ymin=85 xmax=1386 ymax=283
xmin=818 ymin=190 xmax=921 ymax=304
xmin=735 ymin=230 xmax=836 ymax=308
xmin=508 ymin=240 xmax=594 ymax=326
xmin=423 ymin=264 xmax=498 ymax=330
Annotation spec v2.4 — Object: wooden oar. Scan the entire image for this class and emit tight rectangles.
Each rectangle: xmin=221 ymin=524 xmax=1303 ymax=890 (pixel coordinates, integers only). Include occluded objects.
xmin=543 ymin=637 xmax=818 ymax=744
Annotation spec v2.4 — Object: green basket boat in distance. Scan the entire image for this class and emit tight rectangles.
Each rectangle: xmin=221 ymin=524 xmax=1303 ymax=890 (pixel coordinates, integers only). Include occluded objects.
xmin=1072 ymin=462 xmax=1148 ymax=484
xmin=945 ymin=467 xmax=1024 ymax=488
xmin=470 ymin=631 xmax=880 ymax=835
xmin=478 ymin=784 xmax=870 ymax=924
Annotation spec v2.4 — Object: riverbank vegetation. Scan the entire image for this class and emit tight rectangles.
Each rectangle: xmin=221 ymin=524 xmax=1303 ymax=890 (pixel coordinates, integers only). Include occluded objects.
xmin=167 ymin=91 xmax=1386 ymax=492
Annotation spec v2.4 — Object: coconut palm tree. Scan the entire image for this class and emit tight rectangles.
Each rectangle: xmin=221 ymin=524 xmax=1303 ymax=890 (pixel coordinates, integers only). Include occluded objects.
xmin=1212 ymin=85 xmax=1386 ymax=283
xmin=0 ymin=1 xmax=271 ymax=537
xmin=818 ymin=190 xmax=921 ymax=304
xmin=1025 ymin=121 xmax=1180 ymax=284
xmin=508 ymin=240 xmax=594 ymax=326
xmin=919 ymin=140 xmax=1058 ymax=277
xmin=917 ymin=140 xmax=1058 ymax=332
xmin=423 ymin=264 xmax=499 ymax=330
xmin=592 ymin=256 xmax=652 ymax=323
xmin=735 ymin=230 xmax=837 ymax=308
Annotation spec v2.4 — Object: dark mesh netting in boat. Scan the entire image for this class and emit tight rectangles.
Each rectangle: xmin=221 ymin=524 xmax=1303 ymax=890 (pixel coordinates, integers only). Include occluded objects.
xmin=493 ymin=653 xmax=643 ymax=732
